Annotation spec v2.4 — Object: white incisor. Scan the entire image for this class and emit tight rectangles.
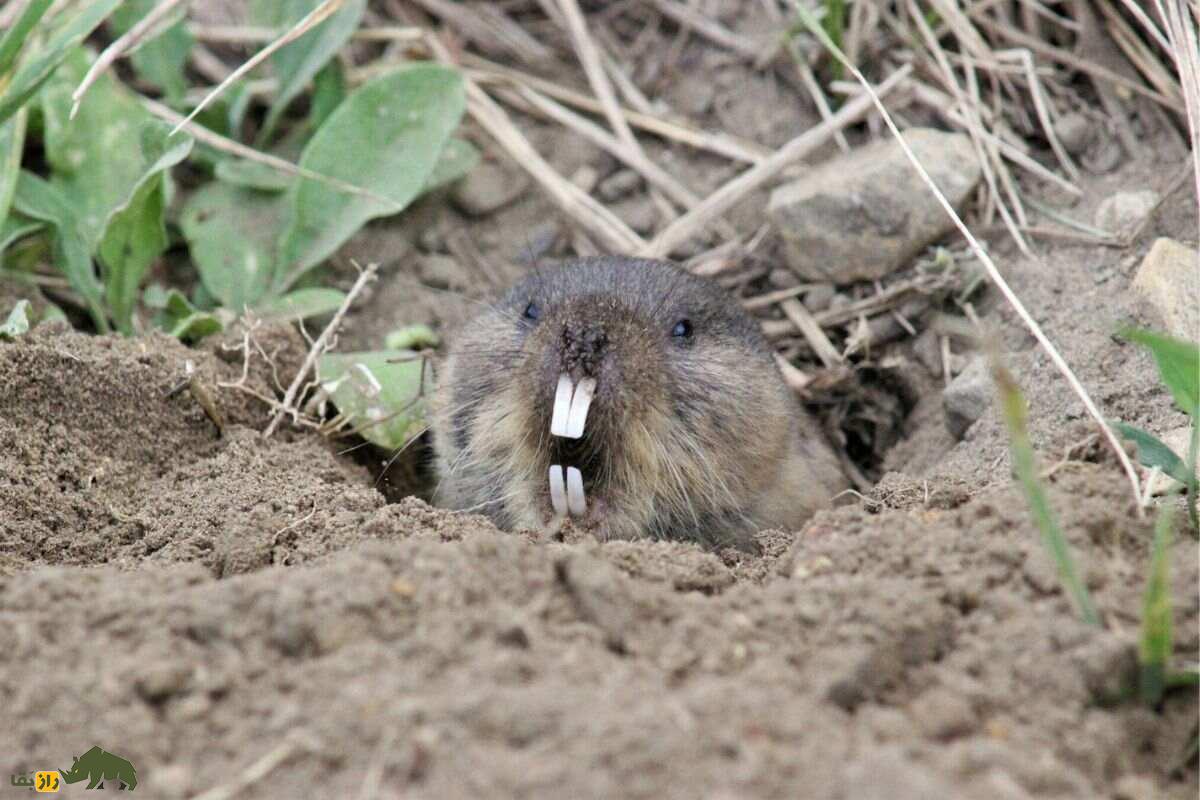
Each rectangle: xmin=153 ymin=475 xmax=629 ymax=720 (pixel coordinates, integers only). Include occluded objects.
xmin=548 ymin=373 xmax=594 ymax=518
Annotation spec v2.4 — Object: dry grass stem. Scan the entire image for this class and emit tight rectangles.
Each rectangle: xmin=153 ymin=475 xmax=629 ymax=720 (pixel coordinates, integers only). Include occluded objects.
xmin=651 ymin=0 xmax=762 ymax=60
xmin=642 ymin=64 xmax=912 ymax=258
xmin=425 ymin=32 xmax=645 ymax=253
xmin=805 ymin=17 xmax=1145 ymax=506
xmin=71 ymin=0 xmax=191 ymax=118
xmin=171 ymin=0 xmax=347 ymax=136
xmin=461 ymin=54 xmax=771 ymax=163
xmin=263 ymin=263 xmax=378 ymax=439
xmin=140 ymin=96 xmax=403 ymax=210
xmin=500 ymin=85 xmax=730 ymax=235
xmin=187 ymin=22 xmax=423 ymax=43
xmin=780 ymin=298 xmax=842 ymax=367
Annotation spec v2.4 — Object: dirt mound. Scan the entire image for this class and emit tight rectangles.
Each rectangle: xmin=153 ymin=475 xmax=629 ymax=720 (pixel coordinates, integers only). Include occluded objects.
xmin=1 ymin=322 xmax=1195 ymax=798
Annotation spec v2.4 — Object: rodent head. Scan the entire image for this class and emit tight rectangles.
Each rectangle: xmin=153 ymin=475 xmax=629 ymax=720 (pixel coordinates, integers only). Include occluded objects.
xmin=433 ymin=256 xmax=796 ymax=546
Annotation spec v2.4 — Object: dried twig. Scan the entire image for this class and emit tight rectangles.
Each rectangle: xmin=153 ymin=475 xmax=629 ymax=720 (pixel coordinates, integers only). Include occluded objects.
xmin=425 ymin=33 xmax=646 ymax=252
xmin=140 ymin=96 xmax=403 ymax=210
xmin=171 ymin=0 xmax=347 ymax=135
xmin=263 ymin=263 xmax=378 ymax=438
xmin=798 ymin=9 xmax=1144 ymax=506
xmin=641 ymin=64 xmax=912 ymax=257
xmin=71 ymin=0 xmax=191 ymax=118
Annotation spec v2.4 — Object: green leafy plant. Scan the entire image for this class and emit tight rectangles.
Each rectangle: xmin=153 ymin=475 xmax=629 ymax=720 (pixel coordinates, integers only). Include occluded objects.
xmin=1113 ymin=329 xmax=1199 ymax=532
xmin=0 ymin=1 xmax=475 ymax=341
xmin=993 ymin=361 xmax=1100 ymax=627
xmin=995 ymin=356 xmax=1197 ymax=708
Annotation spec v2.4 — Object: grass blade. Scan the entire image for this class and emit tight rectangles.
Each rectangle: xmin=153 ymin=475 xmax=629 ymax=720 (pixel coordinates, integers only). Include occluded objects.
xmin=1139 ymin=506 xmax=1174 ymax=705
xmin=0 ymin=0 xmax=52 ymax=77
xmin=994 ymin=361 xmax=1101 ymax=626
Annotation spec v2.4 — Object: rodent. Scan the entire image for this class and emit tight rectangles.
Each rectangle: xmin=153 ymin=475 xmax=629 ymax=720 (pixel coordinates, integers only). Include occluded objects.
xmin=431 ymin=255 xmax=848 ymax=549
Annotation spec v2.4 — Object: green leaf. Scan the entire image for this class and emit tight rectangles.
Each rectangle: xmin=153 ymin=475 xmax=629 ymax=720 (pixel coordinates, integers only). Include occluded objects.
xmin=40 ymin=48 xmax=172 ymax=250
xmin=309 ymin=59 xmax=346 ymax=130
xmin=1139 ymin=506 xmax=1174 ymax=706
xmin=1112 ymin=422 xmax=1191 ymax=485
xmin=250 ymin=0 xmax=366 ymax=143
xmin=110 ymin=0 xmax=193 ymax=105
xmin=214 ymin=159 xmax=293 ymax=192
xmin=277 ymin=64 xmax=466 ymax=287
xmin=0 ymin=0 xmax=123 ymax=127
xmin=179 ymin=181 xmax=289 ymax=310
xmin=317 ymin=349 xmax=429 ymax=450
xmin=422 ymin=137 xmax=479 ymax=194
xmin=0 ymin=212 xmax=42 ymax=257
xmin=151 ymin=287 xmax=223 ymax=342
xmin=97 ymin=122 xmax=194 ymax=334
xmin=0 ymin=0 xmax=52 ymax=77
xmin=252 ymin=287 xmax=346 ymax=321
xmin=0 ymin=107 xmax=28 ymax=227
xmin=995 ymin=362 xmax=1100 ymax=626
xmin=0 ymin=299 xmax=32 ymax=338
xmin=384 ymin=324 xmax=439 ymax=351
xmin=1123 ymin=328 xmax=1200 ymax=417
xmin=12 ymin=170 xmax=107 ymax=330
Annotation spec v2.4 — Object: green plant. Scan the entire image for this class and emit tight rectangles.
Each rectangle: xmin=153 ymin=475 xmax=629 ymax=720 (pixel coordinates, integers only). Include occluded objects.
xmin=995 ymin=358 xmax=1198 ymax=708
xmin=0 ymin=1 xmax=476 ymax=339
xmin=1113 ymin=329 xmax=1199 ymax=532
xmin=993 ymin=361 xmax=1101 ymax=627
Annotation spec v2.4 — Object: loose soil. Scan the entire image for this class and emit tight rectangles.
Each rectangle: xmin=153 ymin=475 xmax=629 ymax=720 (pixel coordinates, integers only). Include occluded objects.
xmin=3 ymin=4 xmax=1199 ymax=798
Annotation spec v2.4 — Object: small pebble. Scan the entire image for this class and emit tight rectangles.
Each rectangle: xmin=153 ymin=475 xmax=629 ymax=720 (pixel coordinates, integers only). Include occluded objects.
xmin=597 ymin=169 xmax=642 ymax=202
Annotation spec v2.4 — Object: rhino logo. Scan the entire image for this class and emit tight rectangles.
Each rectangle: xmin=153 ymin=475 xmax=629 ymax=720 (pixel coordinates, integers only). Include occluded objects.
xmin=59 ymin=746 xmax=137 ymax=791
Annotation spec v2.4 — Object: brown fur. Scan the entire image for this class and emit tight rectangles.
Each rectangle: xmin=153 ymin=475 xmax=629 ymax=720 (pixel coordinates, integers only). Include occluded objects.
xmin=431 ymin=256 xmax=847 ymax=549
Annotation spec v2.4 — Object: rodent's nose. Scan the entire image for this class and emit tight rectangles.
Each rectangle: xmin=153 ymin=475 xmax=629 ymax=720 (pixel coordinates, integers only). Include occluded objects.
xmin=561 ymin=324 xmax=608 ymax=375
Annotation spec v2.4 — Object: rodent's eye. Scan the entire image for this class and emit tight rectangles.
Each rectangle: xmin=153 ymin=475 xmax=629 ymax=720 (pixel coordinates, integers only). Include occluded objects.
xmin=671 ymin=319 xmax=693 ymax=339
xmin=522 ymin=301 xmax=540 ymax=322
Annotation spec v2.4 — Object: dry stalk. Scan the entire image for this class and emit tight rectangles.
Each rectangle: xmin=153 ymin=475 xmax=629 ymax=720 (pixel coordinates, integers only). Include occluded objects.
xmin=641 ymin=64 xmax=912 ymax=258
xmin=263 ymin=262 xmax=378 ymax=439
xmin=71 ymin=0 xmax=191 ymax=117
xmin=140 ymin=96 xmax=403 ymax=210
xmin=425 ymin=33 xmax=645 ymax=252
xmin=171 ymin=0 xmax=347 ymax=135
xmin=799 ymin=11 xmax=1145 ymax=506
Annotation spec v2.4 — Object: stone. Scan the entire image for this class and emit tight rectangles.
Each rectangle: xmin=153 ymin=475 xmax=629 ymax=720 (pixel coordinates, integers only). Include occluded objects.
xmin=768 ymin=268 xmax=798 ymax=288
xmin=804 ymin=283 xmax=836 ymax=311
xmin=1054 ymin=112 xmax=1092 ymax=155
xmin=1131 ymin=237 xmax=1199 ymax=342
xmin=909 ymin=687 xmax=976 ymax=740
xmin=942 ymin=356 xmax=992 ymax=439
xmin=417 ymin=255 xmax=470 ymax=290
xmin=450 ymin=162 xmax=529 ymax=217
xmin=1094 ymin=190 xmax=1159 ymax=235
xmin=597 ymin=169 xmax=642 ymax=201
xmin=769 ymin=128 xmax=982 ymax=284
xmin=613 ymin=196 xmax=658 ymax=235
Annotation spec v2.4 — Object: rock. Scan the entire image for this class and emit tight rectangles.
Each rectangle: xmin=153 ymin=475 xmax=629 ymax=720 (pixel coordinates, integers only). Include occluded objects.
xmin=804 ymin=283 xmax=836 ymax=311
xmin=1132 ymin=238 xmax=1199 ymax=342
xmin=613 ymin=196 xmax=658 ymax=234
xmin=417 ymin=255 xmax=470 ymax=290
xmin=597 ymin=169 xmax=642 ymax=201
xmin=1094 ymin=190 xmax=1159 ymax=235
xmin=1054 ymin=112 xmax=1092 ymax=155
xmin=909 ymin=687 xmax=976 ymax=740
xmin=768 ymin=268 xmax=798 ymax=288
xmin=450 ymin=162 xmax=529 ymax=217
xmin=1113 ymin=775 xmax=1159 ymax=800
xmin=769 ymin=128 xmax=982 ymax=284
xmin=942 ymin=356 xmax=991 ymax=439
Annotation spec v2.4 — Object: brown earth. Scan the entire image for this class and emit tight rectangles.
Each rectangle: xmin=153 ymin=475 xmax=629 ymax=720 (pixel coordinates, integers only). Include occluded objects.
xmin=3 ymin=4 xmax=1200 ymax=798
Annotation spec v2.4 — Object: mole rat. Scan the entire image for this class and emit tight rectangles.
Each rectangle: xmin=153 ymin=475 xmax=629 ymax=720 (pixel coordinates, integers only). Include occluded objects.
xmin=430 ymin=255 xmax=847 ymax=549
